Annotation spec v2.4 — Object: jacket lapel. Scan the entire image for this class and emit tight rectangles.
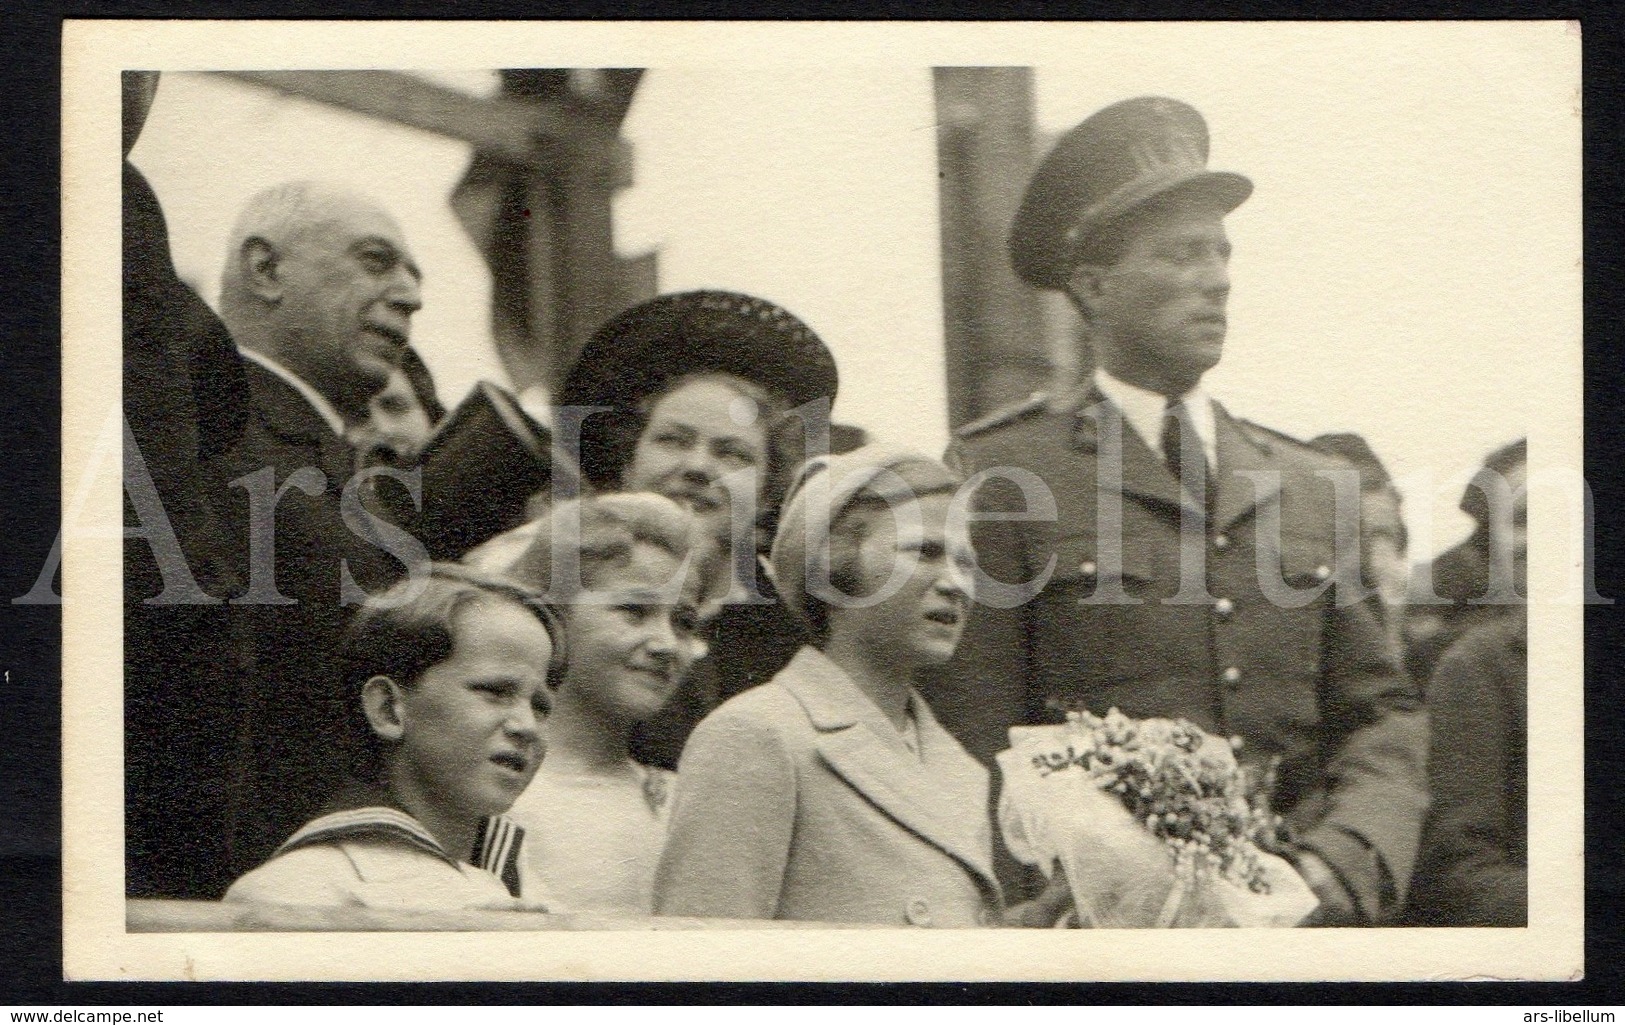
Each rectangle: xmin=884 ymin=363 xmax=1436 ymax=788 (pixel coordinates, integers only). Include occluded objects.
xmin=244 ymin=359 xmax=355 ymax=487
xmin=1211 ymin=403 xmax=1284 ymax=533
xmin=777 ymin=650 xmax=998 ymax=893
xmin=1069 ymin=386 xmax=1201 ymax=519
xmin=909 ymin=696 xmax=1000 ymax=891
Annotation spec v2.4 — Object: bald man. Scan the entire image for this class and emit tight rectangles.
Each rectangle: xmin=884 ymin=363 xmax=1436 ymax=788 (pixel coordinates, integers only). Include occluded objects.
xmin=219 ymin=180 xmax=424 ymax=429
xmin=209 ymin=182 xmax=428 ymax=877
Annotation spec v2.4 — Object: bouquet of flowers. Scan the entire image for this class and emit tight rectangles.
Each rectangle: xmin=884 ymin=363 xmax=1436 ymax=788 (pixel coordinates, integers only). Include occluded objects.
xmin=997 ymin=708 xmax=1318 ymax=928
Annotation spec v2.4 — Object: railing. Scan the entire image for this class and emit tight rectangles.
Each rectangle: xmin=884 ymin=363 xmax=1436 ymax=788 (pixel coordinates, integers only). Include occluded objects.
xmin=127 ymin=900 xmax=876 ymax=932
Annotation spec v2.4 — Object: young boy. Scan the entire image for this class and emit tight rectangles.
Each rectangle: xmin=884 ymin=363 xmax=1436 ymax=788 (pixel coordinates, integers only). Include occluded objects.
xmin=224 ymin=564 xmax=563 ymax=910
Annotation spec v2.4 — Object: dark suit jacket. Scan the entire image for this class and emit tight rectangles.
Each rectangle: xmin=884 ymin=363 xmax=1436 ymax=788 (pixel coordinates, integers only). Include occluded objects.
xmin=207 ymin=359 xmax=405 ymax=878
xmin=1406 ymin=613 xmax=1527 ymax=926
xmin=123 ymin=161 xmax=253 ymax=899
xmin=938 ymin=387 xmax=1428 ymax=923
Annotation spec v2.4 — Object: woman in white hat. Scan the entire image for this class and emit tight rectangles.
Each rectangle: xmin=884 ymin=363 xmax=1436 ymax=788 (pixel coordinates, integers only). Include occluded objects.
xmin=653 ymin=446 xmax=1070 ymax=927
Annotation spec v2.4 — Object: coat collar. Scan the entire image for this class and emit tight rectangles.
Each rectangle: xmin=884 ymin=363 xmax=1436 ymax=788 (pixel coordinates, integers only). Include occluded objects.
xmin=775 ymin=648 xmax=999 ymax=895
xmin=1066 ymin=384 xmax=1201 ymax=518
xmin=241 ymin=356 xmax=356 ymax=485
xmin=1091 ymin=368 xmax=1217 ymax=470
xmin=1067 ymin=384 xmax=1285 ymax=531
xmin=1211 ymin=406 xmax=1285 ymax=532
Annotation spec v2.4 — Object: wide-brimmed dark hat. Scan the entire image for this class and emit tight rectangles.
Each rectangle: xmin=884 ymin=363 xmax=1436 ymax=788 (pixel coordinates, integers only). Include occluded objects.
xmin=1010 ymin=97 xmax=1253 ymax=290
xmin=558 ymin=289 xmax=838 ymax=491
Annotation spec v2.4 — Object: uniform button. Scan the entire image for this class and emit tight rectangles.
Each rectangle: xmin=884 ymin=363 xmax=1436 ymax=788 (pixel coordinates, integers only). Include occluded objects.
xmin=1214 ymin=597 xmax=1234 ymax=616
xmin=1314 ymin=564 xmax=1332 ymax=580
xmin=1222 ymin=666 xmax=1242 ymax=686
xmin=1213 ymin=534 xmax=1230 ymax=550
xmin=905 ymin=898 xmax=933 ymax=927
xmin=1079 ymin=560 xmax=1097 ymax=576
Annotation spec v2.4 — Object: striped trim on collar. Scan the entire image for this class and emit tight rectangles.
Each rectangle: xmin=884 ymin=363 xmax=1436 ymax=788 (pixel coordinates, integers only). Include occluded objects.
xmin=276 ymin=806 xmax=455 ymax=866
xmin=277 ymin=805 xmax=528 ymax=897
xmin=475 ymin=816 xmax=527 ymax=898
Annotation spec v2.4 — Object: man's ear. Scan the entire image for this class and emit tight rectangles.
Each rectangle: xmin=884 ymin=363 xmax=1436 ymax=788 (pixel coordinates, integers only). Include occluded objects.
xmin=361 ymin=674 xmax=407 ymax=742
xmin=1064 ymin=262 xmax=1104 ymax=321
xmin=241 ymin=237 xmax=284 ymax=303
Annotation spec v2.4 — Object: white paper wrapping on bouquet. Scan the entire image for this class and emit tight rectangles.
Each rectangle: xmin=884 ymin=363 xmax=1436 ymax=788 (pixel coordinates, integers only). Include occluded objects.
xmin=997 ymin=725 xmax=1318 ymax=928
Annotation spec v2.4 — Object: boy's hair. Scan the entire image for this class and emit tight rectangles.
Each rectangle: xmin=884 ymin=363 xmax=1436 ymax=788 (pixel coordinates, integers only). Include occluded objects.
xmin=505 ymin=492 xmax=724 ymax=610
xmin=771 ymin=447 xmax=965 ymax=647
xmin=340 ymin=563 xmax=564 ymax=783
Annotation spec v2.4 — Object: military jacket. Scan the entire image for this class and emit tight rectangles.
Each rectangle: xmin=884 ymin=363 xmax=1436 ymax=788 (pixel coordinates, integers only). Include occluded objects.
xmin=937 ymin=387 xmax=1428 ymax=922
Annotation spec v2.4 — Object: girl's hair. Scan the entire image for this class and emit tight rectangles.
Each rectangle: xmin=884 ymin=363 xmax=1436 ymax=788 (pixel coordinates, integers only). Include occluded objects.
xmin=340 ymin=563 xmax=564 ymax=783
xmin=505 ymin=492 xmax=726 ymax=611
xmin=635 ymin=370 xmax=787 ymax=424
xmin=771 ymin=449 xmax=965 ymax=647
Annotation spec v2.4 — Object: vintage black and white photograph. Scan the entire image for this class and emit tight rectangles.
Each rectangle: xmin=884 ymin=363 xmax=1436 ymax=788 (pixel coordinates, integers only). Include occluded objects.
xmin=60 ymin=19 xmax=1581 ymax=981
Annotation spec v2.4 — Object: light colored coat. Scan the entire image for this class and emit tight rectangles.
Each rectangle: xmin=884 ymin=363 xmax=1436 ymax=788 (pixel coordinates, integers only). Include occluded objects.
xmin=654 ymin=647 xmax=1002 ymax=927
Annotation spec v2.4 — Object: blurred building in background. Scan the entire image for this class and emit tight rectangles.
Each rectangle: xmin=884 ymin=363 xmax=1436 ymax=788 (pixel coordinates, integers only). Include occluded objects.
xmin=213 ymin=69 xmax=653 ymax=397
xmin=932 ymin=67 xmax=1087 ymax=427
xmin=131 ymin=58 xmax=1563 ymax=560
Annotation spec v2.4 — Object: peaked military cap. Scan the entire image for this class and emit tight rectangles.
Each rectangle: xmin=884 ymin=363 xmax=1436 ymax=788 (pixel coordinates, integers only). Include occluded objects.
xmin=1010 ymin=96 xmax=1253 ymax=290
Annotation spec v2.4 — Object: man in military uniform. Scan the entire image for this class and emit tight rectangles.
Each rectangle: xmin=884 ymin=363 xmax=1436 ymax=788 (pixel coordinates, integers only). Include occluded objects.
xmin=936 ymin=97 xmax=1427 ymax=926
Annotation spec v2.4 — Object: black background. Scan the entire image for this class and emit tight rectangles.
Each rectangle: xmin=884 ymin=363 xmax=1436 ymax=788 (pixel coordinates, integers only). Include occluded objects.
xmin=3 ymin=0 xmax=1620 ymax=1005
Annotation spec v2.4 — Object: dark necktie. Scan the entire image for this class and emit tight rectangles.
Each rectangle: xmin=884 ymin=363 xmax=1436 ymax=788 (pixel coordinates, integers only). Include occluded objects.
xmin=1160 ymin=397 xmax=1208 ymax=503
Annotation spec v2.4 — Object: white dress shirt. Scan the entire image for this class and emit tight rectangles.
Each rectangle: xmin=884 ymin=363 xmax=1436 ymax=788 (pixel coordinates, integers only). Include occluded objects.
xmin=1092 ymin=367 xmax=1219 ymax=471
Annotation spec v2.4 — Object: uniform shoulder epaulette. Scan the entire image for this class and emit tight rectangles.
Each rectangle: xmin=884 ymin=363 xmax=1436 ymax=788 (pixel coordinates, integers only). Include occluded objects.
xmin=954 ymin=392 xmax=1050 ymax=439
xmin=1237 ymin=417 xmax=1324 ymax=456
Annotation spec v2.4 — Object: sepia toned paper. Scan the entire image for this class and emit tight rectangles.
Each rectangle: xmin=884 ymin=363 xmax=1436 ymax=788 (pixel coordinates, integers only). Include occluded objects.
xmin=61 ymin=18 xmax=1583 ymax=982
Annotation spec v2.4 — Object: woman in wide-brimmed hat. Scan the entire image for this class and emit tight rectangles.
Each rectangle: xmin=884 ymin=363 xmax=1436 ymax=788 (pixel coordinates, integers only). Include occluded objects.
xmin=553 ymin=289 xmax=840 ymax=770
